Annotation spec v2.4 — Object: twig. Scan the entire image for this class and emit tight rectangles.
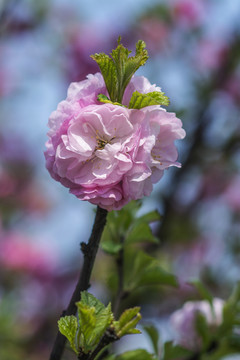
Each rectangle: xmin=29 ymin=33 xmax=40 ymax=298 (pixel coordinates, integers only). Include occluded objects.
xmin=113 ymin=236 xmax=125 ymax=317
xmin=86 ymin=328 xmax=119 ymax=360
xmin=49 ymin=206 xmax=108 ymax=360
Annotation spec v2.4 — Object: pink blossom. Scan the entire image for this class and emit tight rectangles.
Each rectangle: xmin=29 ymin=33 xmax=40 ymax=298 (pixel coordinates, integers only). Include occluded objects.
xmin=172 ymin=0 xmax=205 ymax=28
xmin=45 ymin=73 xmax=185 ymax=211
xmin=136 ymin=18 xmax=170 ymax=53
xmin=196 ymin=39 xmax=228 ymax=71
xmin=0 ymin=231 xmax=57 ymax=276
xmin=170 ymin=298 xmax=224 ymax=350
xmin=223 ymin=176 xmax=240 ymax=211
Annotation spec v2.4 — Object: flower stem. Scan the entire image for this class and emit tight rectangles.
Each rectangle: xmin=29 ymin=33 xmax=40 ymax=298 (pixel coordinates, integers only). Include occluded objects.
xmin=49 ymin=206 xmax=108 ymax=360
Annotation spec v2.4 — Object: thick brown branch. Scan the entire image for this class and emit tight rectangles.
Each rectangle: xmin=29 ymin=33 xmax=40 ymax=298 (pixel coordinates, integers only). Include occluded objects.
xmin=49 ymin=206 xmax=108 ymax=360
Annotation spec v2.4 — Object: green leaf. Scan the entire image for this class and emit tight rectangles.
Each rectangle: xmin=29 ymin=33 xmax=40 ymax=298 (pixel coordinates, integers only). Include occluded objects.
xmin=101 ymin=241 xmax=123 ymax=255
xmin=76 ymin=292 xmax=114 ymax=353
xmin=97 ymin=94 xmax=123 ymax=107
xmin=115 ymin=349 xmax=156 ymax=360
xmin=101 ymin=200 xmax=142 ymax=255
xmin=218 ymin=282 xmax=240 ymax=336
xmin=128 ymin=91 xmax=169 ymax=109
xmin=91 ymin=39 xmax=148 ymax=103
xmin=114 ymin=307 xmax=142 ymax=337
xmin=195 ymin=312 xmax=211 ymax=349
xmin=136 ymin=210 xmax=161 ymax=224
xmin=91 ymin=52 xmax=119 ymax=102
xmin=80 ymin=291 xmax=105 ymax=312
xmin=77 ymin=303 xmax=96 ymax=351
xmin=58 ymin=316 xmax=78 ymax=354
xmin=136 ymin=266 xmax=178 ymax=287
xmin=143 ymin=325 xmax=159 ymax=356
xmin=189 ymin=280 xmax=213 ymax=306
xmin=125 ymin=222 xmax=159 ymax=245
xmin=126 ymin=250 xmax=178 ymax=290
xmin=163 ymin=341 xmax=192 ymax=360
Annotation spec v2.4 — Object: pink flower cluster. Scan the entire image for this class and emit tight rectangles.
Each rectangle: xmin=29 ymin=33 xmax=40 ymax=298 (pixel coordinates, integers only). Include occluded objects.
xmin=45 ymin=73 xmax=185 ymax=211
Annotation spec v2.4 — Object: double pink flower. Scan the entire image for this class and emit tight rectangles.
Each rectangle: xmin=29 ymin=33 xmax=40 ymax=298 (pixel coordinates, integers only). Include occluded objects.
xmin=45 ymin=73 xmax=185 ymax=210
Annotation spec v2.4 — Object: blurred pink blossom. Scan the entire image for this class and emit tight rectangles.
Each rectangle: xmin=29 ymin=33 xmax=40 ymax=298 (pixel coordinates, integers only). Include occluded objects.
xmin=62 ymin=26 xmax=112 ymax=82
xmin=196 ymin=39 xmax=228 ymax=71
xmin=172 ymin=0 xmax=205 ymax=28
xmin=0 ymin=167 xmax=17 ymax=197
xmin=136 ymin=18 xmax=170 ymax=53
xmin=224 ymin=73 xmax=240 ymax=104
xmin=174 ymin=234 xmax=224 ymax=280
xmin=223 ymin=175 xmax=240 ymax=211
xmin=0 ymin=231 xmax=57 ymax=276
xmin=170 ymin=298 xmax=224 ymax=350
xmin=45 ymin=73 xmax=185 ymax=211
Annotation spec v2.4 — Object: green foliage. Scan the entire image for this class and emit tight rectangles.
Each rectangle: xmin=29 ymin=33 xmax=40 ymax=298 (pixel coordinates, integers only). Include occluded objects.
xmin=162 ymin=341 xmax=193 ymax=360
xmin=114 ymin=307 xmax=142 ymax=337
xmin=58 ymin=291 xmax=142 ymax=358
xmin=218 ymin=281 xmax=240 ymax=337
xmin=108 ymin=349 xmax=157 ymax=360
xmin=189 ymin=279 xmax=213 ymax=306
xmin=58 ymin=316 xmax=78 ymax=354
xmin=76 ymin=292 xmax=113 ymax=353
xmin=97 ymin=90 xmax=169 ymax=110
xmin=195 ymin=312 xmax=211 ymax=349
xmin=143 ymin=324 xmax=160 ymax=356
xmin=102 ymin=200 xmax=176 ymax=302
xmin=91 ymin=38 xmax=148 ymax=103
xmin=128 ymin=91 xmax=169 ymax=109
xmin=101 ymin=201 xmax=160 ymax=255
xmin=125 ymin=250 xmax=178 ymax=291
xmin=97 ymin=94 xmax=123 ymax=107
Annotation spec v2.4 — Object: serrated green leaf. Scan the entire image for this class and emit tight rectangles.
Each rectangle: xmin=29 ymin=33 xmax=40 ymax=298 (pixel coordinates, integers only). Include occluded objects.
xmin=128 ymin=91 xmax=169 ymax=109
xmin=80 ymin=291 xmax=105 ymax=312
xmin=116 ymin=349 xmax=156 ymax=360
xmin=126 ymin=222 xmax=159 ymax=244
xmin=114 ymin=307 xmax=141 ymax=337
xmin=163 ymin=341 xmax=192 ymax=360
xmin=91 ymin=52 xmax=118 ymax=103
xmin=58 ymin=316 xmax=78 ymax=354
xmin=143 ymin=325 xmax=159 ymax=356
xmin=93 ymin=302 xmax=114 ymax=339
xmin=112 ymin=40 xmax=149 ymax=103
xmin=91 ymin=40 xmax=148 ymax=103
xmin=76 ymin=292 xmax=114 ymax=353
xmin=77 ymin=303 xmax=96 ymax=351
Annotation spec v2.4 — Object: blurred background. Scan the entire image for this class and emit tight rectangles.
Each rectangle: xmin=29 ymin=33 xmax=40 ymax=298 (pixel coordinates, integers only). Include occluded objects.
xmin=0 ymin=0 xmax=240 ymax=359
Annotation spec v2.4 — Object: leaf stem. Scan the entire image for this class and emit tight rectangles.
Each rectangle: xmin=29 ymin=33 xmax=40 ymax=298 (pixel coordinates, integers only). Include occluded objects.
xmin=49 ymin=206 xmax=108 ymax=360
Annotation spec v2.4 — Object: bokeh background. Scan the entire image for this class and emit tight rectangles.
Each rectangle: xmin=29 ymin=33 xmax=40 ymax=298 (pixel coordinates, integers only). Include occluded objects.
xmin=0 ymin=0 xmax=240 ymax=359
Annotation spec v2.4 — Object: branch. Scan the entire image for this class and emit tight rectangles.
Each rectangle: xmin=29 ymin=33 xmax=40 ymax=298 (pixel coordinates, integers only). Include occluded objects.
xmin=113 ymin=236 xmax=126 ymax=317
xmin=86 ymin=328 xmax=119 ymax=360
xmin=49 ymin=206 xmax=108 ymax=360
